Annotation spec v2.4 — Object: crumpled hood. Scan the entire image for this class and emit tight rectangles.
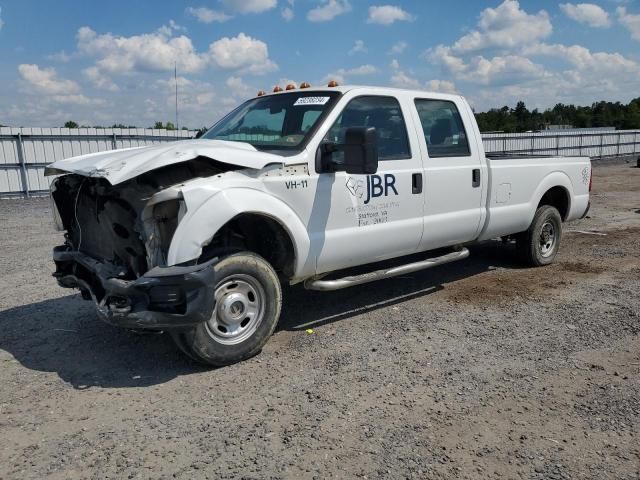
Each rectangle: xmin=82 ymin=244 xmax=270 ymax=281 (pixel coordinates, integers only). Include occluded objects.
xmin=44 ymin=139 xmax=284 ymax=185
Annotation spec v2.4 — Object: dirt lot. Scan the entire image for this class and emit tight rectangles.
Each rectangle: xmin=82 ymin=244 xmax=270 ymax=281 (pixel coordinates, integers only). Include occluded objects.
xmin=0 ymin=161 xmax=639 ymax=480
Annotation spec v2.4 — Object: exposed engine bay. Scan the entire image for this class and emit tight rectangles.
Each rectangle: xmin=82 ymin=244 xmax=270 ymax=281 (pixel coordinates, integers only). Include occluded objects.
xmin=51 ymin=157 xmax=242 ymax=304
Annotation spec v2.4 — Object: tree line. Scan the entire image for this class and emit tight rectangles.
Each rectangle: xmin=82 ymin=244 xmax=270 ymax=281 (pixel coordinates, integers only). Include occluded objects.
xmin=475 ymin=97 xmax=640 ymax=133
xmin=61 ymin=121 xmax=190 ymax=130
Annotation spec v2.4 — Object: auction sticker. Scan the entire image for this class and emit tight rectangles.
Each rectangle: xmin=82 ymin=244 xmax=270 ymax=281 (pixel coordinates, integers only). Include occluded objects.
xmin=294 ymin=96 xmax=330 ymax=106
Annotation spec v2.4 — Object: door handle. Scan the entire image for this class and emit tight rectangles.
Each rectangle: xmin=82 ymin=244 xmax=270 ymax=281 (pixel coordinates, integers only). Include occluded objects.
xmin=412 ymin=173 xmax=423 ymax=194
xmin=472 ymin=169 xmax=481 ymax=188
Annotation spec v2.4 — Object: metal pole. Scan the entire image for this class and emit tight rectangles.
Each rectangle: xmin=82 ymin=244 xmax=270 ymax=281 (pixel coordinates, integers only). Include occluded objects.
xmin=175 ymin=63 xmax=179 ymax=132
xmin=503 ymin=136 xmax=506 ymax=155
xmin=15 ymin=133 xmax=30 ymax=198
xmin=111 ymin=133 xmax=117 ymax=150
xmin=616 ymin=132 xmax=621 ymax=158
xmin=530 ymin=135 xmax=534 ymax=155
xmin=634 ymin=131 xmax=638 ymax=156
xmin=599 ymin=133 xmax=604 ymax=159
xmin=578 ymin=134 xmax=583 ymax=156
xmin=556 ymin=135 xmax=560 ymax=156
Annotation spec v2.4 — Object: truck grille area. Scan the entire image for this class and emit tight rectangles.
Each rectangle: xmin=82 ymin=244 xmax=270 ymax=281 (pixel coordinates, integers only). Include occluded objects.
xmin=52 ymin=175 xmax=148 ymax=279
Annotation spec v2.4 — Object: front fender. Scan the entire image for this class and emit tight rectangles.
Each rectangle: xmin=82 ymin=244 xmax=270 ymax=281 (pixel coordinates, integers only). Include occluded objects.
xmin=166 ymin=188 xmax=310 ymax=278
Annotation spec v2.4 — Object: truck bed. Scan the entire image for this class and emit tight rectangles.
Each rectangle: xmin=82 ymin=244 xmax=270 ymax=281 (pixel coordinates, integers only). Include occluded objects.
xmin=478 ymin=155 xmax=591 ymax=241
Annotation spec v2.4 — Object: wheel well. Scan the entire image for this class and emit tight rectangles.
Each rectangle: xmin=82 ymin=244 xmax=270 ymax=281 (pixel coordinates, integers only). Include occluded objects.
xmin=200 ymin=213 xmax=296 ymax=279
xmin=538 ymin=186 xmax=570 ymax=220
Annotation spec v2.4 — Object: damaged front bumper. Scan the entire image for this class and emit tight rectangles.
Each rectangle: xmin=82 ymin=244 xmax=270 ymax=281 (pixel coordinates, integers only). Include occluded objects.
xmin=53 ymin=246 xmax=217 ymax=330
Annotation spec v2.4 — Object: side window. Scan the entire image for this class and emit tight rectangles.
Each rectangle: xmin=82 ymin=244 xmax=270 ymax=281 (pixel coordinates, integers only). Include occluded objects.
xmin=414 ymin=99 xmax=471 ymax=157
xmin=324 ymin=96 xmax=411 ymax=161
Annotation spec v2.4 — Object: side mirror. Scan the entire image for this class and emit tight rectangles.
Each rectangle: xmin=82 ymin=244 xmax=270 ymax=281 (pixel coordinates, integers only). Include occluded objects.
xmin=316 ymin=127 xmax=379 ymax=174
xmin=343 ymin=127 xmax=378 ymax=175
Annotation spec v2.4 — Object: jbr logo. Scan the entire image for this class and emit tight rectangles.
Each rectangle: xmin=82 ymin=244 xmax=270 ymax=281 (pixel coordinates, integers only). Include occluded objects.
xmin=346 ymin=174 xmax=398 ymax=204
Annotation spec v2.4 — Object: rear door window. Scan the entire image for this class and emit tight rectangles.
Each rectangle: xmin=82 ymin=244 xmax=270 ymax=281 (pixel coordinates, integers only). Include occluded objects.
xmin=414 ymin=99 xmax=471 ymax=158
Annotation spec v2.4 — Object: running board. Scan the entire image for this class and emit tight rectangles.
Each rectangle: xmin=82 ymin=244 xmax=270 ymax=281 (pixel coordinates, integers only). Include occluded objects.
xmin=304 ymin=248 xmax=470 ymax=291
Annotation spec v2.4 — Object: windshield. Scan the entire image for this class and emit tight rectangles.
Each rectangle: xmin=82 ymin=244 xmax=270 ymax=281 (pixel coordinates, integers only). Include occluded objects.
xmin=202 ymin=91 xmax=341 ymax=150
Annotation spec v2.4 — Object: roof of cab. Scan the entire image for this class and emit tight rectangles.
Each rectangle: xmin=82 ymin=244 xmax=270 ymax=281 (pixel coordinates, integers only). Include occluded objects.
xmin=254 ymin=84 xmax=463 ymax=102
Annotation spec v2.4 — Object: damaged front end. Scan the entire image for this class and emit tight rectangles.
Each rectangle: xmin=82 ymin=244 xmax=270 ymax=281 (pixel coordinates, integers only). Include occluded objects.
xmin=50 ymin=158 xmax=238 ymax=329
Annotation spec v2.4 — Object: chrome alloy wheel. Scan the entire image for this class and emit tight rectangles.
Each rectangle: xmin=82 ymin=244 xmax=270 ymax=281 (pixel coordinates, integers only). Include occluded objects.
xmin=205 ymin=274 xmax=265 ymax=345
xmin=539 ymin=221 xmax=557 ymax=257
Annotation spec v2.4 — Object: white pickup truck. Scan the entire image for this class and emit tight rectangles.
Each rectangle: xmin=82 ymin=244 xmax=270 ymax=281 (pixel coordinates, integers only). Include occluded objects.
xmin=47 ymin=85 xmax=591 ymax=365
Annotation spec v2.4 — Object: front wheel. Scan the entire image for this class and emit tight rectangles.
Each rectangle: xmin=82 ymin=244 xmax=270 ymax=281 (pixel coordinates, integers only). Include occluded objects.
xmin=517 ymin=205 xmax=562 ymax=267
xmin=171 ymin=252 xmax=282 ymax=366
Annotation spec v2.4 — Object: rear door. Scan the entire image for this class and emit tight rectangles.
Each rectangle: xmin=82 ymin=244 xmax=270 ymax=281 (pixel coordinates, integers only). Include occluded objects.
xmin=411 ymin=97 xmax=484 ymax=250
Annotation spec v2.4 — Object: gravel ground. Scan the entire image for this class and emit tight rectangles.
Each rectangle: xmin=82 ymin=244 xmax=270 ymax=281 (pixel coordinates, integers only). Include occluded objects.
xmin=0 ymin=161 xmax=639 ymax=480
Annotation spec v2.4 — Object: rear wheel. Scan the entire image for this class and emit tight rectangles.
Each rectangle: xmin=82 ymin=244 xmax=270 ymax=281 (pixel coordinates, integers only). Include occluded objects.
xmin=517 ymin=205 xmax=562 ymax=267
xmin=171 ymin=252 xmax=282 ymax=366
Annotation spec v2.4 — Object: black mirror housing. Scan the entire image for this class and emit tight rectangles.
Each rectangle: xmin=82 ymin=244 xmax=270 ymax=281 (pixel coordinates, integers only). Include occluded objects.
xmin=344 ymin=127 xmax=378 ymax=175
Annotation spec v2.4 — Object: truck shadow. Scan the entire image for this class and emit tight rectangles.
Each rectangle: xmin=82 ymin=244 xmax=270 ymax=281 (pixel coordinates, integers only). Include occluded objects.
xmin=0 ymin=241 xmax=522 ymax=389
xmin=0 ymin=296 xmax=207 ymax=390
xmin=278 ymin=240 xmax=524 ymax=331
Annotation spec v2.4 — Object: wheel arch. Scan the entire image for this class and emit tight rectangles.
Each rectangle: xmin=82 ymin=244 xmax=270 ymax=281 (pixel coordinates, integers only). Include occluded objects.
xmin=167 ymin=188 xmax=310 ymax=279
xmin=531 ymin=171 xmax=573 ymax=222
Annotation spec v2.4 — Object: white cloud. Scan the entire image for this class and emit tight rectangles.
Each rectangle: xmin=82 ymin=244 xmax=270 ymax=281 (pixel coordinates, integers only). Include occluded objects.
xmin=209 ymin=33 xmax=278 ymax=75
xmin=324 ymin=64 xmax=377 ymax=84
xmin=48 ymin=51 xmax=74 ymax=63
xmin=460 ymin=55 xmax=546 ymax=85
xmin=367 ymin=5 xmax=415 ymax=25
xmin=560 ymin=3 xmax=610 ymax=28
xmin=18 ymin=64 xmax=81 ymax=95
xmin=522 ymin=43 xmax=638 ymax=73
xmin=451 ymin=0 xmax=552 ymax=53
xmin=186 ymin=7 xmax=232 ymax=23
xmin=348 ymin=40 xmax=367 ymax=55
xmin=282 ymin=7 xmax=294 ymax=21
xmin=429 ymin=46 xmax=547 ymax=86
xmin=155 ymin=76 xmax=217 ymax=122
xmin=221 ymin=0 xmax=276 ymax=14
xmin=76 ymin=26 xmax=208 ymax=75
xmin=226 ymin=76 xmax=253 ymax=98
xmin=425 ymin=80 xmax=457 ymax=94
xmin=390 ymin=70 xmax=421 ymax=89
xmin=427 ymin=45 xmax=467 ymax=74
xmin=617 ymin=7 xmax=640 ymax=40
xmin=307 ymin=0 xmax=351 ymax=22
xmin=389 ymin=41 xmax=408 ymax=55
xmin=83 ymin=66 xmax=119 ymax=91
xmin=345 ymin=64 xmax=377 ymax=75
xmin=17 ymin=64 xmax=99 ymax=105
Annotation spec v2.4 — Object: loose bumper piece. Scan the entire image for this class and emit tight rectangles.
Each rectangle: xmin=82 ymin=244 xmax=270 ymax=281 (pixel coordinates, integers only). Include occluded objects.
xmin=53 ymin=246 xmax=217 ymax=329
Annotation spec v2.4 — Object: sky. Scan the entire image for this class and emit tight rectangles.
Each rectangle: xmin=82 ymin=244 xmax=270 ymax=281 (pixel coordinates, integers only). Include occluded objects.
xmin=0 ymin=0 xmax=639 ymax=128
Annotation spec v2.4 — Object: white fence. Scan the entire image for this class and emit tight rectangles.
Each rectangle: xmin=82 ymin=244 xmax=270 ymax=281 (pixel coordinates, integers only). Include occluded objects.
xmin=0 ymin=127 xmax=195 ymax=197
xmin=1 ymin=127 xmax=639 ymax=197
xmin=483 ymin=129 xmax=640 ymax=158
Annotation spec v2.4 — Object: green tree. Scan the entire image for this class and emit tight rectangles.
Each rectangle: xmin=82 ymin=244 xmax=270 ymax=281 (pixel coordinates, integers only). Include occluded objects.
xmin=64 ymin=121 xmax=79 ymax=128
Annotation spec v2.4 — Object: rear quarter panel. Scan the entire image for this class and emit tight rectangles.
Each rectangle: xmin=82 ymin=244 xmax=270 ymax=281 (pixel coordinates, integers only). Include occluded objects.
xmin=478 ymin=156 xmax=591 ymax=241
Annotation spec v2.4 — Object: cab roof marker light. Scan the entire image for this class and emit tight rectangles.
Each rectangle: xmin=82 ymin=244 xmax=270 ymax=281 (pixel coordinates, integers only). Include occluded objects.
xmin=285 ymin=83 xmax=296 ymax=90
xmin=300 ymin=82 xmax=311 ymax=89
xmin=273 ymin=86 xmax=283 ymax=93
xmin=328 ymin=80 xmax=339 ymax=87
xmin=257 ymin=90 xmax=266 ymax=97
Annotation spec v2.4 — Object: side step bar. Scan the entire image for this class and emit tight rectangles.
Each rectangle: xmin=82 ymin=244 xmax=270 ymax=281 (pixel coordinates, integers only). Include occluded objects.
xmin=304 ymin=248 xmax=470 ymax=291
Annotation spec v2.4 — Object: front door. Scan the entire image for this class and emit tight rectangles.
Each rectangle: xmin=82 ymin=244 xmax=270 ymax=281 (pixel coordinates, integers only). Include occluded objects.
xmin=411 ymin=97 xmax=484 ymax=251
xmin=312 ymin=95 xmax=425 ymax=274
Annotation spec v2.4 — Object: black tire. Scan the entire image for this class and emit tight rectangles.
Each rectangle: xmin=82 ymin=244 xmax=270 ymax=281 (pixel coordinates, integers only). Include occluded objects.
xmin=171 ymin=252 xmax=282 ymax=366
xmin=517 ymin=205 xmax=562 ymax=267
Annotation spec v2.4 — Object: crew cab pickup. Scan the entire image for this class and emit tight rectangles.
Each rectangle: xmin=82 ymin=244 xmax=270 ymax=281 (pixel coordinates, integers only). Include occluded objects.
xmin=47 ymin=85 xmax=591 ymax=365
